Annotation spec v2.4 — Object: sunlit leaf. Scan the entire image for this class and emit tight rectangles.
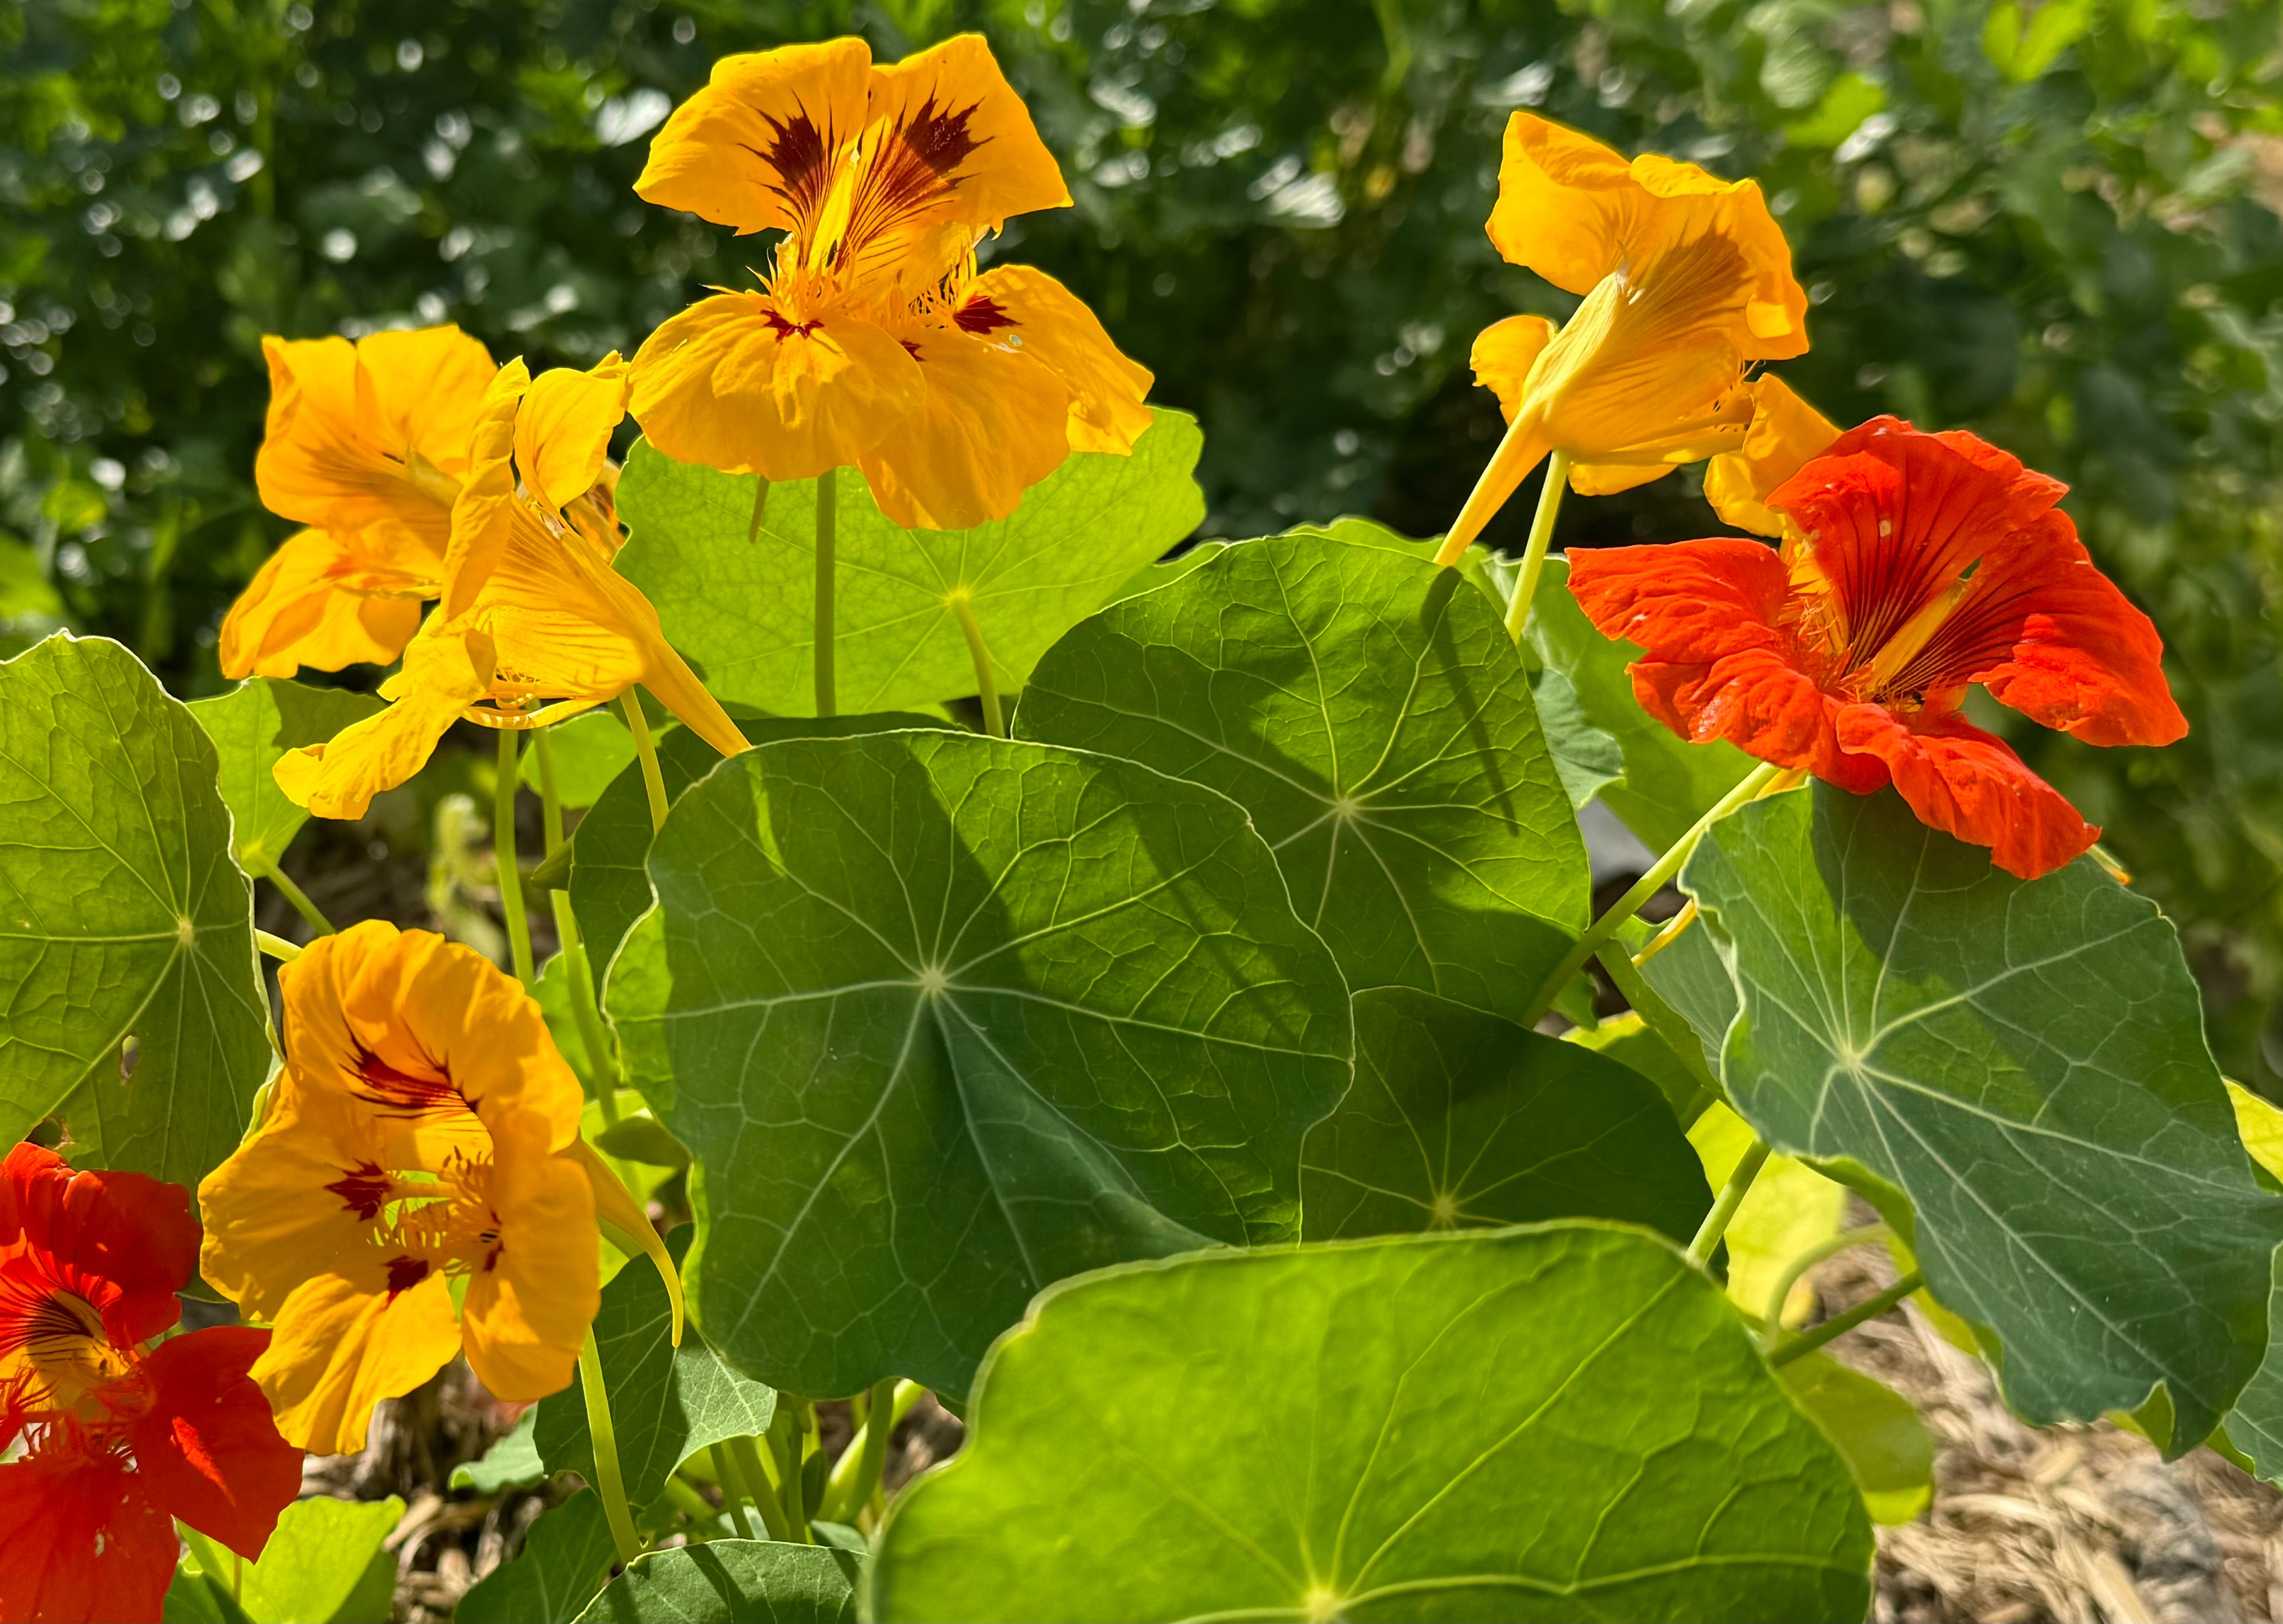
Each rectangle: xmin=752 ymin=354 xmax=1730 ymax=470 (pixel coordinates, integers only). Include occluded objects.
xmin=1690 ymin=1100 xmax=1849 ymax=1327
xmin=1779 ymin=1351 xmax=1935 ymax=1526
xmin=186 ymin=676 xmax=382 ymax=874
xmin=456 ymin=1493 xmax=617 ymax=1624
xmin=574 ymin=1541 xmax=859 ymax=1624
xmin=180 ymin=1494 xmax=402 ymax=1624
xmin=521 ymin=710 xmax=667 ymax=812
xmin=451 ymin=1408 xmax=544 ymax=1494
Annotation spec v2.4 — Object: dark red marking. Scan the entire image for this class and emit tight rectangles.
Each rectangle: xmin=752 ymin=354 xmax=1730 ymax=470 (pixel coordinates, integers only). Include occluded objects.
xmin=763 ymin=310 xmax=822 ymax=340
xmin=954 ymin=295 xmax=1016 ymax=335
xmin=326 ymin=1160 xmax=391 ymax=1221
xmin=385 ymin=1256 xmax=430 ymax=1300
xmin=348 ymin=1043 xmax=467 ymax=1120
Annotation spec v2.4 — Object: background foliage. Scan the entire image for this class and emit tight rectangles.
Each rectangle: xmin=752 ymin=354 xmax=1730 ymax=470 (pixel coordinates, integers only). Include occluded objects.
xmin=7 ymin=0 xmax=2283 ymax=1084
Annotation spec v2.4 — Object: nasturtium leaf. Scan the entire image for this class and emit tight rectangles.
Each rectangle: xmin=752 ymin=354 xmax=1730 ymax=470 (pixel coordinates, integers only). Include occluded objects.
xmin=224 ymin=1493 xmax=402 ymax=1624
xmin=453 ymin=1407 xmax=545 ymax=1492
xmin=2216 ymin=1085 xmax=2283 ymax=1480
xmin=607 ymin=731 xmax=1353 ymax=1399
xmin=456 ymin=1493 xmax=618 ymax=1624
xmin=1690 ymin=1101 xmax=1849 ymax=1327
xmin=536 ymin=1230 xmax=776 ymax=1511
xmin=1564 ymin=1010 xmax=1716 ymax=1128
xmin=522 ymin=709 xmax=666 ymax=811
xmin=0 ymin=634 xmax=270 ymax=1185
xmin=617 ymin=410 xmax=1204 ymax=715
xmin=1017 ymin=529 xmax=1585 ymax=1026
xmin=1302 ymin=987 xmax=1709 ymax=1243
xmin=1684 ymin=782 xmax=2283 ymax=1444
xmin=570 ymin=715 xmax=945 ymax=982
xmin=1630 ymin=913 xmax=1739 ymax=1081
xmin=575 ymin=1541 xmax=860 ymax=1624
xmin=871 ymin=1225 xmax=1874 ymax=1623
xmin=1779 ymin=1351 xmax=1935 ymax=1526
xmin=186 ymin=676 xmax=383 ymax=874
xmin=1527 ymin=555 xmax=1756 ymax=848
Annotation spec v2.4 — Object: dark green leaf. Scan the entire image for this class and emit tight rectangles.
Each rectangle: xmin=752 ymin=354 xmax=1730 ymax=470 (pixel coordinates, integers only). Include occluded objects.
xmin=607 ymin=731 xmax=1353 ymax=1399
xmin=185 ymin=677 xmax=383 ymax=874
xmin=870 ymin=1225 xmax=1874 ymax=1623
xmin=0 ymin=634 xmax=270 ymax=1186
xmin=1685 ymin=783 xmax=2283 ymax=1444
xmin=1018 ymin=529 xmax=1585 ymax=1025
xmin=1564 ymin=1010 xmax=1717 ymax=1129
xmin=451 ymin=1408 xmax=544 ymax=1494
xmin=617 ymin=411 xmax=1204 ymax=716
xmin=456 ymin=1493 xmax=618 ymax=1624
xmin=1302 ymin=987 xmax=1709 ymax=1242
xmin=573 ymin=1541 xmax=859 ymax=1624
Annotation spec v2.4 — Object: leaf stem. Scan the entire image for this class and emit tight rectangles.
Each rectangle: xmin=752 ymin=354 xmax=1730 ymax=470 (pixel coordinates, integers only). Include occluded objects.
xmin=1762 ymin=1224 xmax=1892 ymax=1346
xmin=1501 ymin=450 xmax=1571 ymax=643
xmin=710 ymin=1444 xmax=757 ymax=1540
xmin=1688 ymin=1137 xmax=1770 ymax=1265
xmin=254 ymin=929 xmax=302 ymax=963
xmin=622 ymin=694 xmax=669 ymax=838
xmin=495 ymin=728 xmax=536 ymax=988
xmin=1521 ymin=760 xmax=1783 ymax=1026
xmin=815 ymin=468 xmax=838 ymax=719
xmin=731 ymin=1434 xmax=796 ymax=1543
xmin=261 ymin=863 xmax=334 ymax=936
xmin=746 ymin=478 xmax=770 ymax=545
xmin=536 ymin=727 xmax=620 ymax=1125
xmin=768 ymin=1400 xmax=814 ymax=1541
xmin=1767 ymin=1271 xmax=1924 ymax=1368
xmin=577 ymin=1329 xmax=642 ymax=1563
xmin=947 ymin=590 xmax=1004 ymax=737
xmin=820 ymin=1377 xmax=904 ymax=1524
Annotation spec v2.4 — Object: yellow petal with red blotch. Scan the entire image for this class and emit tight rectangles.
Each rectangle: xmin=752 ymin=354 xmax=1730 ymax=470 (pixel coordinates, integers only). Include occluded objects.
xmin=958 ymin=266 xmax=1153 ymax=455
xmin=630 ymin=292 xmax=925 ymax=482
xmin=273 ymin=629 xmax=496 ymax=820
xmin=1486 ymin=114 xmax=1806 ymax=361
xmin=856 ymin=33 xmax=1070 ymax=239
xmin=517 ymin=357 xmax=630 ymax=517
xmin=636 ymin=38 xmax=874 ymax=236
xmin=858 ymin=324 xmax=1074 ymax=531
xmin=1471 ymin=313 xmax=1557 ymax=426
xmin=1705 ymin=374 xmax=1842 ymax=538
xmin=460 ymin=1120 xmax=598 ymax=1403
xmin=197 ymin=1088 xmax=383 ymax=1326
xmin=219 ymin=529 xmax=425 ymax=680
xmin=350 ymin=324 xmax=498 ymax=482
xmin=251 ymin=1266 xmax=462 ymax=1455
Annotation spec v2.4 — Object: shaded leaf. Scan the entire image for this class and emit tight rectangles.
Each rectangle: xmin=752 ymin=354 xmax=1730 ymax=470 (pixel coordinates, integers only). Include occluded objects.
xmin=457 ymin=1493 xmax=618 ymax=1624
xmin=451 ymin=1408 xmax=544 ymax=1494
xmin=574 ymin=1541 xmax=859 ymax=1624
xmin=1564 ymin=1009 xmax=1717 ymax=1128
xmin=607 ymin=731 xmax=1353 ymax=1399
xmin=186 ymin=677 xmax=383 ymax=874
xmin=1690 ymin=1101 xmax=1849 ymax=1327
xmin=1779 ymin=1351 xmax=1935 ymax=1526
xmin=870 ymin=1225 xmax=1874 ymax=1623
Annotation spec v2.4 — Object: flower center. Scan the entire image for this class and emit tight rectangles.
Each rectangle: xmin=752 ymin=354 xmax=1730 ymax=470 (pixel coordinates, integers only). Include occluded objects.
xmin=0 ymin=1282 xmax=133 ymax=1419
xmin=333 ymin=1047 xmax=508 ymax=1288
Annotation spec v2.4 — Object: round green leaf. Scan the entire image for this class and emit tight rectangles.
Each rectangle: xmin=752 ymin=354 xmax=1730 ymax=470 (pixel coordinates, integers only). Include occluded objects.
xmin=0 ymin=633 xmax=270 ymax=1185
xmin=457 ymin=1493 xmax=615 ymax=1624
xmin=606 ymin=731 xmax=1353 ymax=1399
xmin=575 ymin=1541 xmax=859 ymax=1624
xmin=1777 ymin=1351 xmax=1935 ymax=1527
xmin=870 ymin=1225 xmax=1874 ymax=1623
xmin=616 ymin=411 xmax=1204 ymax=716
xmin=1302 ymin=986 xmax=1710 ymax=1242
xmin=1016 ymin=529 xmax=1586 ymax=1025
xmin=1684 ymin=782 xmax=2283 ymax=1446
xmin=186 ymin=676 xmax=383 ymax=874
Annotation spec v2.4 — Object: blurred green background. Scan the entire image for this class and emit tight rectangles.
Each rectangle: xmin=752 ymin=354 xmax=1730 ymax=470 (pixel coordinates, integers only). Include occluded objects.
xmin=6 ymin=0 xmax=2283 ymax=1082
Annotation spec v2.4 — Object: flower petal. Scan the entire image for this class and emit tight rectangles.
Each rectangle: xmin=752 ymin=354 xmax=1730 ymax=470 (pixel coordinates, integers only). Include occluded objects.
xmin=251 ymin=1267 xmax=461 ymax=1456
xmin=1833 ymin=704 xmax=2098 ymax=880
xmin=859 ymin=33 xmax=1071 ymax=238
xmin=1703 ymin=374 xmax=1840 ymax=538
xmin=197 ymin=1089 xmax=385 ymax=1327
xmin=0 ymin=1142 xmax=196 ymax=1354
xmin=272 ymin=628 xmax=497 ymax=820
xmin=128 ymin=1327 xmax=300 ymax=1560
xmin=1470 ymin=313 xmax=1555 ymax=426
xmin=636 ymin=38 xmax=875 ymax=235
xmin=459 ymin=1122 xmax=597 ymax=1403
xmin=956 ymin=266 xmax=1153 ymax=455
xmin=0 ymin=1445 xmax=176 ymax=1624
xmin=1565 ymin=537 xmax=1795 ymax=665
xmin=856 ymin=323 xmax=1074 ymax=530
xmin=1629 ymin=649 xmax=1881 ymax=792
xmin=350 ymin=324 xmax=498 ymax=482
xmin=516 ymin=357 xmax=631 ymax=517
xmin=219 ymin=528 xmax=426 ymax=680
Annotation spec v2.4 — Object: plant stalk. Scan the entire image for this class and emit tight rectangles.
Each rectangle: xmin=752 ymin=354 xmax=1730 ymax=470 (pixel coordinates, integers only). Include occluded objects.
xmin=1762 ymin=1224 xmax=1892 ymax=1345
xmin=622 ymin=694 xmax=669 ymax=837
xmin=578 ymin=1329 xmax=642 ymax=1563
xmin=821 ymin=1376 xmax=900 ymax=1524
xmin=262 ymin=863 xmax=334 ymax=936
xmin=254 ymin=929 xmax=302 ymax=963
xmin=948 ymin=591 xmax=1004 ymax=737
xmin=769 ymin=1401 xmax=813 ymax=1541
xmin=536 ymin=727 xmax=621 ymax=1125
xmin=746 ymin=478 xmax=770 ymax=544
xmin=731 ymin=1434 xmax=796 ymax=1543
xmin=1768 ymin=1272 xmax=1925 ymax=1367
xmin=495 ymin=728 xmax=536 ymax=988
xmin=710 ymin=1444 xmax=757 ymax=1540
xmin=815 ymin=468 xmax=838 ymax=719
xmin=1688 ymin=1138 xmax=1770 ymax=1265
xmin=1502 ymin=449 xmax=1571 ymax=642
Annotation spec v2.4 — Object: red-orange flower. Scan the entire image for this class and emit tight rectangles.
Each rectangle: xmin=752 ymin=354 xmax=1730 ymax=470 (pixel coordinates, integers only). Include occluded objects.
xmin=0 ymin=1144 xmax=300 ymax=1624
xmin=1567 ymin=418 xmax=2186 ymax=879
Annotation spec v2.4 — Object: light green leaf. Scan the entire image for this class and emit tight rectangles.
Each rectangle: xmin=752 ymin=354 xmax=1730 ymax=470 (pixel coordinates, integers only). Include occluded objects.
xmin=536 ymin=1229 xmax=776 ymax=1511
xmin=617 ymin=411 xmax=1204 ymax=715
xmin=523 ymin=710 xmax=669 ymax=811
xmin=0 ymin=634 xmax=271 ymax=1185
xmin=607 ymin=731 xmax=1353 ymax=1399
xmin=1527 ymin=555 xmax=1756 ymax=848
xmin=1689 ymin=1101 xmax=1849 ymax=1327
xmin=186 ymin=677 xmax=383 ymax=875
xmin=575 ymin=1541 xmax=860 ymax=1624
xmin=870 ymin=1225 xmax=1875 ymax=1623
xmin=226 ymin=1494 xmax=402 ymax=1624
xmin=451 ymin=1408 xmax=544 ymax=1493
xmin=1685 ymin=782 xmax=2283 ymax=1445
xmin=1564 ymin=1010 xmax=1716 ymax=1128
xmin=1779 ymin=1351 xmax=1935 ymax=1526
xmin=1018 ymin=529 xmax=1585 ymax=1025
xmin=456 ymin=1493 xmax=618 ymax=1624
xmin=1629 ymin=913 xmax=1739 ymax=1082
xmin=1302 ymin=986 xmax=1709 ymax=1242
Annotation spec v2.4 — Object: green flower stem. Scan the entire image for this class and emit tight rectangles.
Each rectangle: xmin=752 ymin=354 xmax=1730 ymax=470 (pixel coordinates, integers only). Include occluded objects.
xmin=710 ymin=1444 xmax=757 ymax=1540
xmin=622 ymin=694 xmax=669 ymax=837
xmin=731 ymin=1434 xmax=796 ymax=1543
xmin=1521 ymin=760 xmax=1783 ymax=1026
xmin=495 ymin=728 xmax=536 ymax=988
xmin=815 ymin=467 xmax=838 ymax=719
xmin=260 ymin=863 xmax=333 ymax=936
xmin=1762 ymin=1224 xmax=1892 ymax=1345
xmin=746 ymin=478 xmax=771 ymax=545
xmin=254 ymin=929 xmax=302 ymax=963
xmin=659 ymin=1473 xmax=720 ymax=1530
xmin=820 ymin=1376 xmax=903 ymax=1524
xmin=1689 ymin=1138 xmax=1770 ymax=1265
xmin=578 ymin=1329 xmax=643 ymax=1563
xmin=947 ymin=590 xmax=1004 ymax=737
xmin=1501 ymin=449 xmax=1571 ymax=643
xmin=768 ymin=1400 xmax=814 ymax=1540
xmin=1767 ymin=1271 xmax=1925 ymax=1368
xmin=535 ymin=726 xmax=620 ymax=1125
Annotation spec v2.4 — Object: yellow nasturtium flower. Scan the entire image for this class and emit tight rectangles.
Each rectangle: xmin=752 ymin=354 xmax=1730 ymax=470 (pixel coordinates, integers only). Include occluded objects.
xmin=1435 ymin=115 xmax=1811 ymax=564
xmin=221 ymin=325 xmax=497 ymax=679
xmin=274 ymin=354 xmax=749 ymax=821
xmin=198 ymin=923 xmax=606 ymax=1454
xmin=628 ymin=34 xmax=1154 ymax=531
xmin=1700 ymin=373 xmax=1843 ymax=537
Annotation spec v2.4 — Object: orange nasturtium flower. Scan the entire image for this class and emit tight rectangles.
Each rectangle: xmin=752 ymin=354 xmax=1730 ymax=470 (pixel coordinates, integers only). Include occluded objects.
xmin=628 ymin=34 xmax=1154 ymax=531
xmin=1567 ymin=419 xmax=2187 ymax=879
xmin=1436 ymin=114 xmax=1810 ymax=564
xmin=199 ymin=922 xmax=659 ymax=1455
xmin=274 ymin=354 xmax=749 ymax=821
xmin=0 ymin=1145 xmax=300 ymax=1623
xmin=221 ymin=325 xmax=497 ymax=679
